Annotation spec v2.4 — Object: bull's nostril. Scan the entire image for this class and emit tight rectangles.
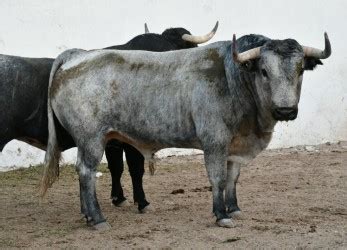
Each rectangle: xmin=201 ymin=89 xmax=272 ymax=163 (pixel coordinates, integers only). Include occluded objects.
xmin=272 ymin=107 xmax=298 ymax=121
xmin=275 ymin=108 xmax=296 ymax=115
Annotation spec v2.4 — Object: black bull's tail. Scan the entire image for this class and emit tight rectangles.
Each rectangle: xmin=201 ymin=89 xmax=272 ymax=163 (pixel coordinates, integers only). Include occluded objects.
xmin=40 ymin=49 xmax=84 ymax=197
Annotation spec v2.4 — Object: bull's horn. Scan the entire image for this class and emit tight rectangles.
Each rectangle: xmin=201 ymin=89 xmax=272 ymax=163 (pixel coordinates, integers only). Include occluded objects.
xmin=232 ymin=34 xmax=261 ymax=63
xmin=145 ymin=23 xmax=150 ymax=33
xmin=181 ymin=21 xmax=219 ymax=44
xmin=302 ymin=32 xmax=331 ymax=59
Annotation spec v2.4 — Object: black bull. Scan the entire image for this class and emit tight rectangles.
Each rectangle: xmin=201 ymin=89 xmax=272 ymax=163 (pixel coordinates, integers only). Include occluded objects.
xmin=0 ymin=23 xmax=218 ymax=211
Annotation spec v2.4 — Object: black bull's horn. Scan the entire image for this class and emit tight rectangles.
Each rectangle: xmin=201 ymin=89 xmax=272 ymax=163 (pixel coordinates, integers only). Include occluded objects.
xmin=181 ymin=21 xmax=219 ymax=44
xmin=144 ymin=23 xmax=150 ymax=34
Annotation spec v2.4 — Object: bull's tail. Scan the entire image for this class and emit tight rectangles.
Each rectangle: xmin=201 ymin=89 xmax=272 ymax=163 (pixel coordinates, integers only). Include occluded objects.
xmin=39 ymin=98 xmax=61 ymax=197
xmin=40 ymin=49 xmax=86 ymax=197
xmin=40 ymin=55 xmax=66 ymax=197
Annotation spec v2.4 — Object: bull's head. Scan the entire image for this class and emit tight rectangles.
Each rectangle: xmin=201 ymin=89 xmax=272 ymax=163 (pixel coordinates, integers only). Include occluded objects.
xmin=160 ymin=21 xmax=219 ymax=49
xmin=232 ymin=33 xmax=331 ymax=121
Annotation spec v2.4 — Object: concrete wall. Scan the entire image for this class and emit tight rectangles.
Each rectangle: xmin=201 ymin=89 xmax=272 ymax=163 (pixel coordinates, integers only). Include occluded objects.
xmin=0 ymin=0 xmax=346 ymax=170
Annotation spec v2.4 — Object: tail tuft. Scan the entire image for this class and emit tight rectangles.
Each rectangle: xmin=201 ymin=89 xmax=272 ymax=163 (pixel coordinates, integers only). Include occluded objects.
xmin=40 ymin=146 xmax=61 ymax=197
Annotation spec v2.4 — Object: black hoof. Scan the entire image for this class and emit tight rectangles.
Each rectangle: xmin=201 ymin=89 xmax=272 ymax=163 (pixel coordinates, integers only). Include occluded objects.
xmin=137 ymin=200 xmax=150 ymax=212
xmin=111 ymin=197 xmax=127 ymax=207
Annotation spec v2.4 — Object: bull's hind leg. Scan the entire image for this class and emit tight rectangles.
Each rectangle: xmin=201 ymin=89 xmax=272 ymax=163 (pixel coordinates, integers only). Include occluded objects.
xmin=204 ymin=146 xmax=234 ymax=228
xmin=76 ymin=143 xmax=110 ymax=230
xmin=225 ymin=161 xmax=242 ymax=219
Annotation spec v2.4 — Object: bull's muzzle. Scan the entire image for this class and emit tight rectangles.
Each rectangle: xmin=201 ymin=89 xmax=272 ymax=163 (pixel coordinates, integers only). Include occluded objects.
xmin=272 ymin=106 xmax=298 ymax=121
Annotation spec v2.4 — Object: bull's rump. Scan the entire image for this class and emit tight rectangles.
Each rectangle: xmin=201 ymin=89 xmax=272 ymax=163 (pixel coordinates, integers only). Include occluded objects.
xmin=51 ymin=49 xmax=212 ymax=149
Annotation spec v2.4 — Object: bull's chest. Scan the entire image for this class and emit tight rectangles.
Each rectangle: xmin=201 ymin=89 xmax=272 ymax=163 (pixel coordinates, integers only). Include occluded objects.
xmin=228 ymin=120 xmax=273 ymax=165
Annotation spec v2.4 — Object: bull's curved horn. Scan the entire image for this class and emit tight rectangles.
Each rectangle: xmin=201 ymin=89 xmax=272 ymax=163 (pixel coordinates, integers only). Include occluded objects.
xmin=302 ymin=32 xmax=331 ymax=59
xmin=232 ymin=34 xmax=261 ymax=63
xmin=181 ymin=21 xmax=219 ymax=44
xmin=145 ymin=23 xmax=150 ymax=34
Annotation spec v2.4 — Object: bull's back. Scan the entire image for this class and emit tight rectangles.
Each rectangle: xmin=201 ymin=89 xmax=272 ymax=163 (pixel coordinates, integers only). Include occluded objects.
xmin=105 ymin=34 xmax=176 ymax=51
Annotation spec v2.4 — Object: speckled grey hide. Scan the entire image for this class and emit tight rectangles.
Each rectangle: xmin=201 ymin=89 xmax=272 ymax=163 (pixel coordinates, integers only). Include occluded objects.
xmin=44 ymin=34 xmax=330 ymax=227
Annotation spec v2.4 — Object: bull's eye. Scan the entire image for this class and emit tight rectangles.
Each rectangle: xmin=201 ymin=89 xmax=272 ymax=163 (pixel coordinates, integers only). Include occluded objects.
xmin=242 ymin=61 xmax=251 ymax=69
xmin=261 ymin=69 xmax=268 ymax=78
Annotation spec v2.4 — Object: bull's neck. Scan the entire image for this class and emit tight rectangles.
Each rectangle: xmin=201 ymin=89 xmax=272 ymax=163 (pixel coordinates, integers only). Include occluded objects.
xmin=245 ymin=75 xmax=277 ymax=133
xmin=222 ymin=46 xmax=254 ymax=132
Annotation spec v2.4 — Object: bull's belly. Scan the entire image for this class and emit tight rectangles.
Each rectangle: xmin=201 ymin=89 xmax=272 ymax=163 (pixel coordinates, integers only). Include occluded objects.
xmin=106 ymin=124 xmax=201 ymax=153
xmin=18 ymin=137 xmax=47 ymax=150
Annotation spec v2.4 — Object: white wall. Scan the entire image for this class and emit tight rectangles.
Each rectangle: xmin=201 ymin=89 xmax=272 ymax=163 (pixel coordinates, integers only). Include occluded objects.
xmin=0 ymin=0 xmax=346 ymax=170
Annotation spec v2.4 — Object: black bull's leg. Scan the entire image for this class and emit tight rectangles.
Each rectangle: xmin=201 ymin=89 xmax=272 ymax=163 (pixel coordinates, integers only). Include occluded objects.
xmin=123 ymin=143 xmax=150 ymax=212
xmin=105 ymin=139 xmax=149 ymax=211
xmin=105 ymin=140 xmax=126 ymax=205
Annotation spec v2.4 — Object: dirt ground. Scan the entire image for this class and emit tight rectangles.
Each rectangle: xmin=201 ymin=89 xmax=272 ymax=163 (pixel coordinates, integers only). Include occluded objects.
xmin=0 ymin=142 xmax=346 ymax=249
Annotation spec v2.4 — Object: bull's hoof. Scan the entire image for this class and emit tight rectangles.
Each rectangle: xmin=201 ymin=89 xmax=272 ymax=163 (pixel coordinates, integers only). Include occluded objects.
xmin=112 ymin=198 xmax=130 ymax=207
xmin=93 ymin=221 xmax=111 ymax=231
xmin=229 ymin=210 xmax=243 ymax=220
xmin=216 ymin=218 xmax=235 ymax=228
xmin=139 ymin=204 xmax=154 ymax=214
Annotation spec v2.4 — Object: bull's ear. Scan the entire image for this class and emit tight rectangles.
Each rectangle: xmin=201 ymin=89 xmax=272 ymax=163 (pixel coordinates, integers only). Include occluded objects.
xmin=304 ymin=57 xmax=323 ymax=71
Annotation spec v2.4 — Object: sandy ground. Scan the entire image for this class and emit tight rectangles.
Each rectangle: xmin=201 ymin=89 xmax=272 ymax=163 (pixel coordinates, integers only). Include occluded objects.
xmin=0 ymin=142 xmax=346 ymax=249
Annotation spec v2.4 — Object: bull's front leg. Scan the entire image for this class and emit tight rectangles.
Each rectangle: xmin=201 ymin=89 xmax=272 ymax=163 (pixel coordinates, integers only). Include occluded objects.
xmin=204 ymin=145 xmax=234 ymax=228
xmin=225 ymin=161 xmax=242 ymax=218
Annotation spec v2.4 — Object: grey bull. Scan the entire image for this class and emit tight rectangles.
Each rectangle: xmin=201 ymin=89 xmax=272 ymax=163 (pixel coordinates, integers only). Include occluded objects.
xmin=42 ymin=33 xmax=331 ymax=229
xmin=0 ymin=23 xmax=218 ymax=214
